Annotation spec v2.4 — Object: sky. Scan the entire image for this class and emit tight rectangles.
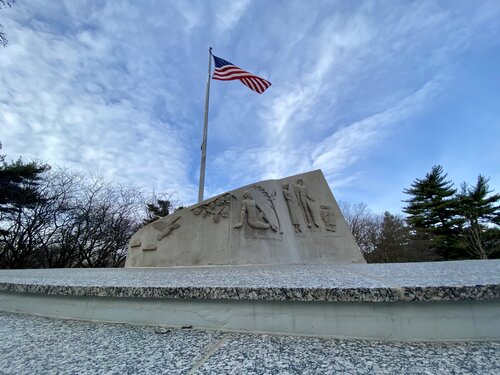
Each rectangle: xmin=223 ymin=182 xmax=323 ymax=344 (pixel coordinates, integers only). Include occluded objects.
xmin=1 ymin=0 xmax=499 ymax=214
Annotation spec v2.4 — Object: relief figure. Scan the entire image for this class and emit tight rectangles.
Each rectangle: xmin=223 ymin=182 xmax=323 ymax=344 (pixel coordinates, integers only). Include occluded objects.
xmin=320 ymin=205 xmax=336 ymax=232
xmin=252 ymin=184 xmax=283 ymax=234
xmin=233 ymin=191 xmax=277 ymax=232
xmin=153 ymin=216 xmax=181 ymax=241
xmin=294 ymin=179 xmax=320 ymax=228
xmin=283 ymin=183 xmax=302 ymax=233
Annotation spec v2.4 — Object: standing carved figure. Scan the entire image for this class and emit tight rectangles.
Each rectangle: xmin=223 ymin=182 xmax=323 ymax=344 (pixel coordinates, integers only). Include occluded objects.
xmin=283 ymin=183 xmax=302 ymax=233
xmin=233 ymin=191 xmax=277 ymax=232
xmin=294 ymin=179 xmax=320 ymax=228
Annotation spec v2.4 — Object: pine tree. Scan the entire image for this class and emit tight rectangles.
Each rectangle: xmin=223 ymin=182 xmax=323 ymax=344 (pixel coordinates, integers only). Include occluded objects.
xmin=0 ymin=143 xmax=50 ymax=215
xmin=368 ymin=212 xmax=408 ymax=262
xmin=0 ymin=143 xmax=50 ymax=266
xmin=457 ymin=175 xmax=500 ymax=259
xmin=403 ymin=165 xmax=463 ymax=259
xmin=142 ymin=199 xmax=172 ymax=225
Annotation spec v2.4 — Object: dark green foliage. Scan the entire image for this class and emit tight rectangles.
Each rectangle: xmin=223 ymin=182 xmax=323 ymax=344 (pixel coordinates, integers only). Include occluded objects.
xmin=0 ymin=143 xmax=50 ymax=234
xmin=403 ymin=165 xmax=459 ymax=227
xmin=142 ymin=199 xmax=173 ymax=225
xmin=366 ymin=212 xmax=407 ymax=263
xmin=457 ymin=175 xmax=500 ymax=259
xmin=341 ymin=166 xmax=499 ymax=263
xmin=403 ymin=165 xmax=499 ymax=260
xmin=403 ymin=165 xmax=464 ymax=259
xmin=362 ymin=212 xmax=438 ymax=263
xmin=0 ymin=159 xmax=50 ymax=209
xmin=482 ymin=228 xmax=500 ymax=259
xmin=458 ymin=175 xmax=500 ymax=227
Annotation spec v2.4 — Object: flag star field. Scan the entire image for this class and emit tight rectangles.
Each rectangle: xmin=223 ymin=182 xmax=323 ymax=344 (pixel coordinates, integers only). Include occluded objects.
xmin=1 ymin=0 xmax=499 ymax=214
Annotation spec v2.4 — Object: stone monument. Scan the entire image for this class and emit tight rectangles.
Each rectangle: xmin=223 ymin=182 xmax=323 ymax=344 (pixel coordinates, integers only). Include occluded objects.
xmin=125 ymin=170 xmax=365 ymax=267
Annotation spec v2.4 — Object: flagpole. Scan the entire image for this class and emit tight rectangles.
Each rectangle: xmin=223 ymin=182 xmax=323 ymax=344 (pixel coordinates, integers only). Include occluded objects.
xmin=198 ymin=47 xmax=212 ymax=203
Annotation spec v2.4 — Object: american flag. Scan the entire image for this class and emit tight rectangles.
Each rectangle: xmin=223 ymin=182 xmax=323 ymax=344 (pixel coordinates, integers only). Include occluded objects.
xmin=212 ymin=55 xmax=271 ymax=94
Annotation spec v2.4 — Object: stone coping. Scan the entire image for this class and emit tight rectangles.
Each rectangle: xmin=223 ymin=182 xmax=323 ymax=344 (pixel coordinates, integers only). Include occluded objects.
xmin=0 ymin=260 xmax=498 ymax=303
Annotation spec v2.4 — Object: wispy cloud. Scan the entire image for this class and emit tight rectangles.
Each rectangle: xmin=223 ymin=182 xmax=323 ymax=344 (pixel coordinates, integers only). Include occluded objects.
xmin=0 ymin=1 xmax=197 ymax=202
xmin=311 ymin=78 xmax=444 ymax=176
xmin=1 ymin=0 xmax=499 ymax=210
xmin=214 ymin=0 xmax=250 ymax=35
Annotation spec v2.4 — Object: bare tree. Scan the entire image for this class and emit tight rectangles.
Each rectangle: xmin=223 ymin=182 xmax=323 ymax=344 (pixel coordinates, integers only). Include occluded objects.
xmin=339 ymin=202 xmax=440 ymax=263
xmin=0 ymin=169 xmax=144 ymax=268
xmin=56 ymin=174 xmax=143 ymax=268
xmin=339 ymin=201 xmax=381 ymax=255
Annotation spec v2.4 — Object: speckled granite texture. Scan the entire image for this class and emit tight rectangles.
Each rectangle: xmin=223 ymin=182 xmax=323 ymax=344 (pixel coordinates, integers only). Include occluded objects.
xmin=0 ymin=312 xmax=498 ymax=374
xmin=0 ymin=260 xmax=498 ymax=303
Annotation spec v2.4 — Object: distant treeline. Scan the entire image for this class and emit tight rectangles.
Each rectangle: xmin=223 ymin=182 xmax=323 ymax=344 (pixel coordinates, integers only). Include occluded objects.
xmin=341 ymin=166 xmax=500 ymax=262
xmin=0 ymin=143 xmax=179 ymax=268
xmin=1 ymin=141 xmax=499 ymax=268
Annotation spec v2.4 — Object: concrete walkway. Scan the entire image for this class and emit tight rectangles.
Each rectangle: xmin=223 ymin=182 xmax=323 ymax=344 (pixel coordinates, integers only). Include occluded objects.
xmin=0 ymin=311 xmax=498 ymax=374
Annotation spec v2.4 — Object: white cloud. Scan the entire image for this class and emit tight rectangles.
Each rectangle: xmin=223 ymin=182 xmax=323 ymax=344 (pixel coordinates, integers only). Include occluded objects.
xmin=311 ymin=78 xmax=443 ymax=175
xmin=1 ymin=0 xmax=499 ymax=211
xmin=211 ymin=77 xmax=443 ymax=193
xmin=214 ymin=0 xmax=250 ymax=34
xmin=0 ymin=1 xmax=197 ymax=203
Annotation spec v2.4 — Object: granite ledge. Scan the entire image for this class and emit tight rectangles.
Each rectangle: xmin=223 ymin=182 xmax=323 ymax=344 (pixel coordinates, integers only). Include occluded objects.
xmin=0 ymin=283 xmax=498 ymax=303
xmin=401 ymin=284 xmax=500 ymax=302
xmin=0 ymin=260 xmax=498 ymax=303
xmin=0 ymin=283 xmax=401 ymax=303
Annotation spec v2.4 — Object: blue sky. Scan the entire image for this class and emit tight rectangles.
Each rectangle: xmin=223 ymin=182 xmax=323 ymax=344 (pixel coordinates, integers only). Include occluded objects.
xmin=1 ymin=0 xmax=499 ymax=214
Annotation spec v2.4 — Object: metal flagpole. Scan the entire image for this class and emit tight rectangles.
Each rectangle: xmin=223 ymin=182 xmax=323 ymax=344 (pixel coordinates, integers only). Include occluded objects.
xmin=198 ymin=47 xmax=212 ymax=203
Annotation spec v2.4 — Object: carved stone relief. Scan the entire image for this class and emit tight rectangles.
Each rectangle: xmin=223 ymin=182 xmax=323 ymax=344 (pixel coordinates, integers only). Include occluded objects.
xmin=142 ymin=244 xmax=157 ymax=251
xmin=233 ymin=191 xmax=277 ymax=232
xmin=320 ymin=205 xmax=336 ymax=232
xmin=191 ymin=193 xmax=233 ymax=223
xmin=283 ymin=183 xmax=302 ymax=233
xmin=130 ymin=238 xmax=142 ymax=248
xmin=252 ymin=184 xmax=283 ymax=234
xmin=293 ymin=179 xmax=320 ymax=229
xmin=153 ymin=216 xmax=181 ymax=241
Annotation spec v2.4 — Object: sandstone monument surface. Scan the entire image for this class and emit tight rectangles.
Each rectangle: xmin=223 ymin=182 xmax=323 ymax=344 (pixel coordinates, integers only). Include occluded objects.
xmin=125 ymin=170 xmax=365 ymax=267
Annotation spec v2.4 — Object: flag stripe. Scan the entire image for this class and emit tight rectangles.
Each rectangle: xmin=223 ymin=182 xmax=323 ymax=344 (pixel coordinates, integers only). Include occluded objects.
xmin=212 ymin=54 xmax=271 ymax=94
xmin=250 ymin=77 xmax=264 ymax=94
xmin=252 ymin=77 xmax=266 ymax=93
xmin=213 ymin=69 xmax=254 ymax=80
xmin=242 ymin=78 xmax=256 ymax=92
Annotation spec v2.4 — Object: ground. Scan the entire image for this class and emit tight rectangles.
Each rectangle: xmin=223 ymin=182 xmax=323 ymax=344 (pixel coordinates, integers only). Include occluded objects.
xmin=0 ymin=311 xmax=498 ymax=374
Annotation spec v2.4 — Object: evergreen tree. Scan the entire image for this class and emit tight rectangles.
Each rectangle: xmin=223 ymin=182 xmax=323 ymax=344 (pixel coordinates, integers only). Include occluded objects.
xmin=142 ymin=199 xmax=172 ymax=225
xmin=367 ymin=212 xmax=408 ymax=263
xmin=0 ymin=143 xmax=51 ymax=266
xmin=403 ymin=165 xmax=463 ymax=259
xmin=0 ymin=143 xmax=50 ymax=216
xmin=457 ymin=175 xmax=500 ymax=259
